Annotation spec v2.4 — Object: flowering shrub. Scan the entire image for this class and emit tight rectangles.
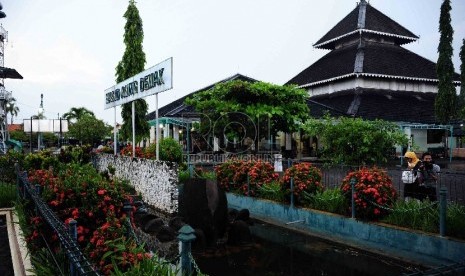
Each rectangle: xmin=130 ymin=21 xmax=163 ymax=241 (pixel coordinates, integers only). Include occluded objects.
xmin=215 ymin=159 xmax=249 ymax=191
xmin=120 ymin=144 xmax=146 ymax=158
xmin=341 ymin=167 xmax=398 ymax=220
xmin=282 ymin=162 xmax=323 ymax=204
xmin=246 ymin=160 xmax=279 ymax=196
xmin=26 ymin=162 xmax=140 ymax=274
xmin=145 ymin=138 xmax=183 ymax=163
xmin=215 ymin=159 xmax=278 ymax=196
xmin=86 ymin=214 xmax=152 ymax=275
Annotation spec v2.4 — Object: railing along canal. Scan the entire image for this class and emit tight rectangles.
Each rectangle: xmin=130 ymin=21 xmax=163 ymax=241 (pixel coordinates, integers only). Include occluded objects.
xmin=15 ymin=164 xmax=99 ymax=276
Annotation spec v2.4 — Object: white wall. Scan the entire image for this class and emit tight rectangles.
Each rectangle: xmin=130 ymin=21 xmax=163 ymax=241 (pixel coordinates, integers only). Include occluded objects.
xmin=93 ymin=154 xmax=178 ymax=214
xmin=307 ymin=78 xmax=438 ymax=96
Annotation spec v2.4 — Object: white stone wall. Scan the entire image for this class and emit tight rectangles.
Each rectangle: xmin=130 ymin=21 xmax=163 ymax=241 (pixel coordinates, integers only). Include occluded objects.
xmin=93 ymin=154 xmax=178 ymax=214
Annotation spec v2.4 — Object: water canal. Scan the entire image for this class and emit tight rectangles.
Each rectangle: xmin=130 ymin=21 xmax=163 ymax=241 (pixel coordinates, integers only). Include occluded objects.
xmin=194 ymin=220 xmax=424 ymax=276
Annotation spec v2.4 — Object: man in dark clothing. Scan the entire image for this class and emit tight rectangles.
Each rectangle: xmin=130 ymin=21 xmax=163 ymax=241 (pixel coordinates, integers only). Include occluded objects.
xmin=418 ymin=152 xmax=440 ymax=201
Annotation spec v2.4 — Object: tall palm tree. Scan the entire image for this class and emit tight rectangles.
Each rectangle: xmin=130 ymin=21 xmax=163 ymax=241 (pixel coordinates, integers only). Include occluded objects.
xmin=6 ymin=97 xmax=20 ymax=124
xmin=62 ymin=107 xmax=95 ymax=122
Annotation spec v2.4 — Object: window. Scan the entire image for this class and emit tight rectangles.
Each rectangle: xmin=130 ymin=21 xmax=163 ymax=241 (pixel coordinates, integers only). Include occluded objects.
xmin=427 ymin=129 xmax=444 ymax=144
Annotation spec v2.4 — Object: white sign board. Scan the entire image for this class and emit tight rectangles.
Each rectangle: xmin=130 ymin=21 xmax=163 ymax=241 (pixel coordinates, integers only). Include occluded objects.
xmin=104 ymin=57 xmax=173 ymax=109
xmin=23 ymin=119 xmax=69 ymax=133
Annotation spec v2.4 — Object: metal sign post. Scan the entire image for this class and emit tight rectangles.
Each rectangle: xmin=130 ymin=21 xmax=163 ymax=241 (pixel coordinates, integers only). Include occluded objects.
xmin=104 ymin=58 xmax=173 ymax=160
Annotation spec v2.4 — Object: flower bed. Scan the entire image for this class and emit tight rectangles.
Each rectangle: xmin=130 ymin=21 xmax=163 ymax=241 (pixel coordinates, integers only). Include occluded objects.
xmin=17 ymin=148 xmax=179 ymax=275
xmin=341 ymin=167 xmax=397 ymax=220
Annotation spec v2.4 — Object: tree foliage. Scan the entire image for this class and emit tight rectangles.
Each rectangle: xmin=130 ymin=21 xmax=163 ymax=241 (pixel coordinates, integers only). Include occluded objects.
xmin=459 ymin=38 xmax=465 ymax=119
xmin=302 ymin=116 xmax=408 ymax=165
xmin=6 ymin=97 xmax=19 ymax=124
xmin=115 ymin=0 xmax=149 ymax=143
xmin=67 ymin=114 xmax=111 ymax=145
xmin=435 ymin=0 xmax=457 ymax=124
xmin=185 ymin=80 xmax=309 ymax=150
xmin=62 ymin=107 xmax=95 ymax=122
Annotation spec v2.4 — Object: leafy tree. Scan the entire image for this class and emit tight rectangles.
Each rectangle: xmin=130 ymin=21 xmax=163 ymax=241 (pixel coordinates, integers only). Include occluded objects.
xmin=62 ymin=107 xmax=95 ymax=122
xmin=67 ymin=114 xmax=111 ymax=145
xmin=459 ymin=38 xmax=465 ymax=119
xmin=185 ymin=80 xmax=309 ymax=151
xmin=302 ymin=116 xmax=408 ymax=165
xmin=435 ymin=0 xmax=457 ymax=124
xmin=31 ymin=114 xmax=46 ymax=119
xmin=6 ymin=97 xmax=19 ymax=124
xmin=9 ymin=130 xmax=29 ymax=142
xmin=115 ymin=0 xmax=149 ymax=143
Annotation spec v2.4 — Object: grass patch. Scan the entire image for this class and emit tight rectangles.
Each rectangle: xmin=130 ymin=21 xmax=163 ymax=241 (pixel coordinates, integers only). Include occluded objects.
xmin=382 ymin=200 xmax=439 ymax=233
xmin=257 ymin=181 xmax=286 ymax=202
xmin=0 ymin=182 xmax=16 ymax=208
xmin=446 ymin=202 xmax=465 ymax=239
xmin=303 ymin=188 xmax=348 ymax=215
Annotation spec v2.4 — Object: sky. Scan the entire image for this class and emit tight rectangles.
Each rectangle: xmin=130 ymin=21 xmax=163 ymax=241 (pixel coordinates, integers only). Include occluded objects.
xmin=2 ymin=0 xmax=465 ymax=125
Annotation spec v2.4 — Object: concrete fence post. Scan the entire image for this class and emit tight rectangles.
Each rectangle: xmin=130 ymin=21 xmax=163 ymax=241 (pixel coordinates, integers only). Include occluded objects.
xmin=351 ymin=178 xmax=356 ymax=219
xmin=35 ymin=184 xmax=41 ymax=213
xmin=290 ymin=177 xmax=295 ymax=208
xmin=68 ymin=219 xmax=78 ymax=276
xmin=178 ymin=225 xmax=196 ymax=276
xmin=439 ymin=186 xmax=447 ymax=237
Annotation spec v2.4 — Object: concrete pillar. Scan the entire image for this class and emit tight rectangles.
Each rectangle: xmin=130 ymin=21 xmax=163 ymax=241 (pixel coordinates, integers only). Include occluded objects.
xmin=150 ymin=126 xmax=156 ymax=145
xmin=173 ymin=125 xmax=179 ymax=141
xmin=164 ymin=124 xmax=170 ymax=138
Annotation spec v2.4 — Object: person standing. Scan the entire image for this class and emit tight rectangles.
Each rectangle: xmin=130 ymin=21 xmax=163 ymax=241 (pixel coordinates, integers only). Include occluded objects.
xmin=418 ymin=152 xmax=440 ymax=201
xmin=403 ymin=151 xmax=422 ymax=200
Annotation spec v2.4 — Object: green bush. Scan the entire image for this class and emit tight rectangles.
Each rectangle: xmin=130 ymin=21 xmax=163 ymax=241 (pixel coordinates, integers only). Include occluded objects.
xmin=0 ymin=182 xmax=16 ymax=208
xmin=446 ymin=203 xmax=465 ymax=239
xmin=257 ymin=181 xmax=286 ymax=202
xmin=303 ymin=188 xmax=348 ymax=215
xmin=145 ymin=138 xmax=183 ymax=163
xmin=382 ymin=200 xmax=438 ymax=233
xmin=24 ymin=150 xmax=59 ymax=171
xmin=0 ymin=150 xmax=24 ymax=182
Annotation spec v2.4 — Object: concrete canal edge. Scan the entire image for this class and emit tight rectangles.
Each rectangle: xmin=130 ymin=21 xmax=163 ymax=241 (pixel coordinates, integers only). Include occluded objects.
xmin=227 ymin=193 xmax=465 ymax=267
xmin=0 ymin=208 xmax=34 ymax=276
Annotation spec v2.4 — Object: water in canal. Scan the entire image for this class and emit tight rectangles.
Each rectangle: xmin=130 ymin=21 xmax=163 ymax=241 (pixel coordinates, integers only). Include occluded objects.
xmin=194 ymin=220 xmax=424 ymax=276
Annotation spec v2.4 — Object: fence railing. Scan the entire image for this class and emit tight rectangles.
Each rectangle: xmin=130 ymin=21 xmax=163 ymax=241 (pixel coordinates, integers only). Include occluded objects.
xmin=15 ymin=164 xmax=99 ymax=276
xmin=313 ymin=165 xmax=465 ymax=205
xmin=190 ymin=160 xmax=464 ymax=205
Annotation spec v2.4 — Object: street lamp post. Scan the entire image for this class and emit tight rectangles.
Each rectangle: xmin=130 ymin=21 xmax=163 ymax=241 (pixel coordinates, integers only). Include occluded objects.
xmin=37 ymin=93 xmax=44 ymax=151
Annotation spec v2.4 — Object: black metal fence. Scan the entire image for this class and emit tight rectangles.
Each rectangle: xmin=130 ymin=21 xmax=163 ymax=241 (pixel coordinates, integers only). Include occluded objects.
xmin=15 ymin=165 xmax=99 ymax=276
xmin=312 ymin=164 xmax=465 ymax=205
xmin=189 ymin=160 xmax=464 ymax=205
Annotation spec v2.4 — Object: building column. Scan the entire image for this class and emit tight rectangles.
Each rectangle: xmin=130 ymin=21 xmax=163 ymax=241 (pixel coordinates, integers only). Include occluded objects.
xmin=149 ymin=126 xmax=156 ymax=145
xmin=164 ymin=124 xmax=170 ymax=138
xmin=173 ymin=125 xmax=179 ymax=141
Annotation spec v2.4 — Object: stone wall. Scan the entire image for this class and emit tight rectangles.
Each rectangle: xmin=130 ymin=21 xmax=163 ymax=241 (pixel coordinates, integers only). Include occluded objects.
xmin=93 ymin=154 xmax=178 ymax=214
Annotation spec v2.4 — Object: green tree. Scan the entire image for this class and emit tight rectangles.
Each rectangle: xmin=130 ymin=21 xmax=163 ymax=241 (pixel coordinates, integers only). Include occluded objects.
xmin=185 ymin=80 xmax=309 ymax=151
xmin=435 ymin=0 xmax=457 ymax=124
xmin=6 ymin=97 xmax=19 ymax=124
xmin=9 ymin=130 xmax=28 ymax=142
xmin=62 ymin=107 xmax=95 ymax=122
xmin=459 ymin=38 xmax=465 ymax=119
xmin=303 ymin=116 xmax=408 ymax=165
xmin=67 ymin=114 xmax=111 ymax=145
xmin=31 ymin=113 xmax=46 ymax=119
xmin=115 ymin=0 xmax=149 ymax=143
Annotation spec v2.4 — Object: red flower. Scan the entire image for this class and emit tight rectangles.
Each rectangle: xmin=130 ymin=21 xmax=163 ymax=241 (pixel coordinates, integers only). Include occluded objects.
xmin=98 ymin=189 xmax=106 ymax=195
xmin=72 ymin=208 xmax=79 ymax=219
xmin=49 ymin=200 xmax=59 ymax=207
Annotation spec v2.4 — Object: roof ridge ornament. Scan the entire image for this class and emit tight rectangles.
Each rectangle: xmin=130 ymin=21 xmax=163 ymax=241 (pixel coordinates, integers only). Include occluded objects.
xmin=357 ymin=0 xmax=368 ymax=29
